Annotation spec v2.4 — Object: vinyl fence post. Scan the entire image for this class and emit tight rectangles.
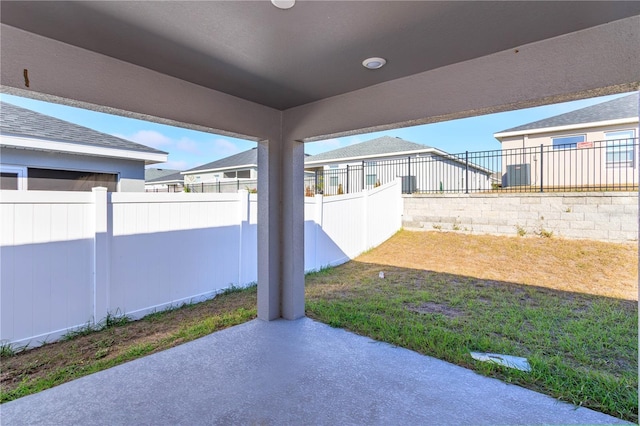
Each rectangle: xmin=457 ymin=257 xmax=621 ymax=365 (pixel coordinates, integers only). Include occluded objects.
xmin=238 ymin=189 xmax=249 ymax=287
xmin=540 ymin=144 xmax=544 ymax=193
xmin=314 ymin=193 xmax=323 ymax=271
xmin=465 ymin=151 xmax=469 ymax=194
xmin=92 ymin=187 xmax=110 ymax=326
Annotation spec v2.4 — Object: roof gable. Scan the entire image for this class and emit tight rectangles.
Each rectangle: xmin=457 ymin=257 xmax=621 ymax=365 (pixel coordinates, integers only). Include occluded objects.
xmin=146 ymin=171 xmax=184 ymax=184
xmin=495 ymin=93 xmax=639 ymax=135
xmin=145 ymin=168 xmax=181 ymax=181
xmin=0 ymin=101 xmax=167 ymax=155
xmin=305 ymin=136 xmax=433 ymax=163
xmin=184 ymin=148 xmax=257 ymax=173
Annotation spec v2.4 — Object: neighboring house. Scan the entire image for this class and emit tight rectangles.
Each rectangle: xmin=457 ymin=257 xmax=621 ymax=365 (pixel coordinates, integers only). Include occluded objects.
xmin=145 ymin=169 xmax=184 ymax=192
xmin=304 ymin=136 xmax=493 ymax=194
xmin=181 ymin=148 xmax=258 ymax=192
xmin=0 ymin=102 xmax=167 ymax=191
xmin=494 ymin=93 xmax=639 ymax=188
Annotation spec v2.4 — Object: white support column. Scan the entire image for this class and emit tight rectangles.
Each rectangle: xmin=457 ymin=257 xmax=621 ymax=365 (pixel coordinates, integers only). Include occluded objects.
xmin=281 ymin=138 xmax=305 ymax=320
xmin=257 ymin=136 xmax=306 ymax=321
xmin=92 ymin=187 xmax=110 ymax=325
xmin=257 ymin=140 xmax=282 ymax=320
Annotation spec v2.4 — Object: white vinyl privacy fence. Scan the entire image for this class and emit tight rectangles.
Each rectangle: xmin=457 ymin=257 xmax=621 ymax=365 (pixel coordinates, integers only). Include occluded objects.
xmin=1 ymin=180 xmax=401 ymax=347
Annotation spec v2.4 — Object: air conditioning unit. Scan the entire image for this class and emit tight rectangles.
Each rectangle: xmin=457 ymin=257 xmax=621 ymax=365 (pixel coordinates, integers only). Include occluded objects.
xmin=505 ymin=164 xmax=531 ymax=187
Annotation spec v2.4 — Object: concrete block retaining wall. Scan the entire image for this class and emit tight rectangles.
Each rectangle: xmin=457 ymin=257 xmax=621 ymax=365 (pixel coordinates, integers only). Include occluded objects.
xmin=402 ymin=192 xmax=638 ymax=243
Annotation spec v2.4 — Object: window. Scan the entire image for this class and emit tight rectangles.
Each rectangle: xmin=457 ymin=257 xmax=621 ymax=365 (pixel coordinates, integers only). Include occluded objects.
xmin=0 ymin=165 xmax=26 ymax=190
xmin=330 ymin=176 xmax=339 ymax=187
xmin=1 ymin=172 xmax=19 ymax=190
xmin=28 ymin=168 xmax=117 ymax=191
xmin=366 ymin=174 xmax=377 ymax=185
xmin=552 ymin=135 xmax=585 ymax=150
xmin=236 ymin=170 xmax=251 ymax=179
xmin=223 ymin=171 xmax=236 ymax=178
xmin=606 ymin=130 xmax=635 ymax=167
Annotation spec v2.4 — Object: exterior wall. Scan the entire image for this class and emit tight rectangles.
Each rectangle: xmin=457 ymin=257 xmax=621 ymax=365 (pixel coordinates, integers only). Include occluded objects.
xmin=0 ymin=147 xmax=145 ymax=191
xmin=144 ymin=181 xmax=184 ymax=192
xmin=1 ymin=181 xmax=402 ymax=347
xmin=183 ymin=167 xmax=258 ymax=184
xmin=500 ymin=123 xmax=639 ymax=188
xmin=403 ymin=192 xmax=638 ymax=243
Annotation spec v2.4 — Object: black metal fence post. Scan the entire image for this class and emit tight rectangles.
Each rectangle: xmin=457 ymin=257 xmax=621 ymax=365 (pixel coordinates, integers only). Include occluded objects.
xmin=346 ymin=164 xmax=350 ymax=194
xmin=465 ymin=151 xmax=469 ymax=194
xmin=540 ymin=144 xmax=544 ymax=193
xmin=361 ymin=160 xmax=365 ymax=190
xmin=407 ymin=156 xmax=411 ymax=194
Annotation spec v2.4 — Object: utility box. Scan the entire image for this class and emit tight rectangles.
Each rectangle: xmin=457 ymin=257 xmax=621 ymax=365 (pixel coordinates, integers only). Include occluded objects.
xmin=401 ymin=175 xmax=417 ymax=193
xmin=505 ymin=164 xmax=531 ymax=187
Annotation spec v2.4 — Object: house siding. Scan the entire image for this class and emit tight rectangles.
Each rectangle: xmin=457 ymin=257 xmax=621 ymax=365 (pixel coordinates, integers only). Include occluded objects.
xmin=0 ymin=147 xmax=146 ymax=192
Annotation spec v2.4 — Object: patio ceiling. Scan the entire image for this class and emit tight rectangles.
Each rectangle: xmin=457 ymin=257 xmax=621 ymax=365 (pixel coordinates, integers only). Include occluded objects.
xmin=2 ymin=1 xmax=639 ymax=111
xmin=1 ymin=1 xmax=639 ymax=142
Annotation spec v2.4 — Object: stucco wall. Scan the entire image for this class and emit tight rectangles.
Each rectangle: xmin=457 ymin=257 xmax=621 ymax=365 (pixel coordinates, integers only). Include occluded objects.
xmin=403 ymin=192 xmax=638 ymax=243
xmin=500 ymin=123 xmax=639 ymax=151
xmin=1 ymin=147 xmax=146 ymax=191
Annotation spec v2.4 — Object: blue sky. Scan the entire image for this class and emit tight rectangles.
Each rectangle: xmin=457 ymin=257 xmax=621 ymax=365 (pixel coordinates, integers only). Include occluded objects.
xmin=1 ymin=91 xmax=634 ymax=171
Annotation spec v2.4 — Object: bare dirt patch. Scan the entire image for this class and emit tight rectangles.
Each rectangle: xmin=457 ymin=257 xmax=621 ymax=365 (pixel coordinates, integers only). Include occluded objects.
xmin=404 ymin=302 xmax=464 ymax=318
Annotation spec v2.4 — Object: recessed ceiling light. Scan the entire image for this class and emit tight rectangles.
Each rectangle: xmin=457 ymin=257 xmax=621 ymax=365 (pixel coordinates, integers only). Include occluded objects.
xmin=362 ymin=57 xmax=387 ymax=70
xmin=271 ymin=0 xmax=295 ymax=10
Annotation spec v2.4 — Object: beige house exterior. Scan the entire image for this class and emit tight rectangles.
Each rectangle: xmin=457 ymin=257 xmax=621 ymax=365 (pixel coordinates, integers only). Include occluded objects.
xmin=494 ymin=93 xmax=638 ymax=189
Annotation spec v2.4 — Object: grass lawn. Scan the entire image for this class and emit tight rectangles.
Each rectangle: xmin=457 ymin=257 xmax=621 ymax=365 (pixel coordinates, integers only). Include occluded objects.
xmin=1 ymin=231 xmax=637 ymax=422
xmin=306 ymin=230 xmax=638 ymax=422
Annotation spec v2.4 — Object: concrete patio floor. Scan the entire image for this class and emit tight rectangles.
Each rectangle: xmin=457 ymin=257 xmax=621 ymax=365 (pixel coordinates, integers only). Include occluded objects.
xmin=1 ymin=318 xmax=630 ymax=425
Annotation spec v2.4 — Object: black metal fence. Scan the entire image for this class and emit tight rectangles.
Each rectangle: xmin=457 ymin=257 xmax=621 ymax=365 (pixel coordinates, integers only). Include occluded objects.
xmin=147 ymin=138 xmax=638 ymax=195
xmin=305 ymin=138 xmax=638 ymax=195
xmin=184 ymin=179 xmax=258 ymax=193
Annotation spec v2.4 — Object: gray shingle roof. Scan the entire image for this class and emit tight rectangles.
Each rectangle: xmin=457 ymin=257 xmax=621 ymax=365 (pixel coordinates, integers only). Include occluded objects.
xmin=0 ymin=101 xmax=167 ymax=154
xmin=145 ymin=168 xmax=182 ymax=181
xmin=496 ymin=92 xmax=639 ymax=134
xmin=146 ymin=171 xmax=184 ymax=183
xmin=185 ymin=148 xmax=257 ymax=173
xmin=305 ymin=136 xmax=433 ymax=163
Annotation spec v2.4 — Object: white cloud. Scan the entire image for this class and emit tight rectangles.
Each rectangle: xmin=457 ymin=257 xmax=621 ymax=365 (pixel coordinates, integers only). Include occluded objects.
xmin=210 ymin=138 xmax=242 ymax=157
xmin=117 ymin=130 xmax=173 ymax=149
xmin=176 ymin=137 xmax=201 ymax=154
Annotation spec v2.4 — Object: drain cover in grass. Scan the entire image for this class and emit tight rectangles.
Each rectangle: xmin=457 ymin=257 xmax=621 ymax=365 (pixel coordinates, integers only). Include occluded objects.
xmin=470 ymin=352 xmax=531 ymax=372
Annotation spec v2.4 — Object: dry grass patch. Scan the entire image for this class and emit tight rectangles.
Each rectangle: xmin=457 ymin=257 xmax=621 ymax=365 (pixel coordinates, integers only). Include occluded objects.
xmin=357 ymin=230 xmax=637 ymax=300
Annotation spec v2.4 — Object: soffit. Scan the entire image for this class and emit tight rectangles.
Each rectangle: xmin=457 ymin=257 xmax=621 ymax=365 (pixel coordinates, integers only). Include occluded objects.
xmin=2 ymin=1 xmax=640 ymax=111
